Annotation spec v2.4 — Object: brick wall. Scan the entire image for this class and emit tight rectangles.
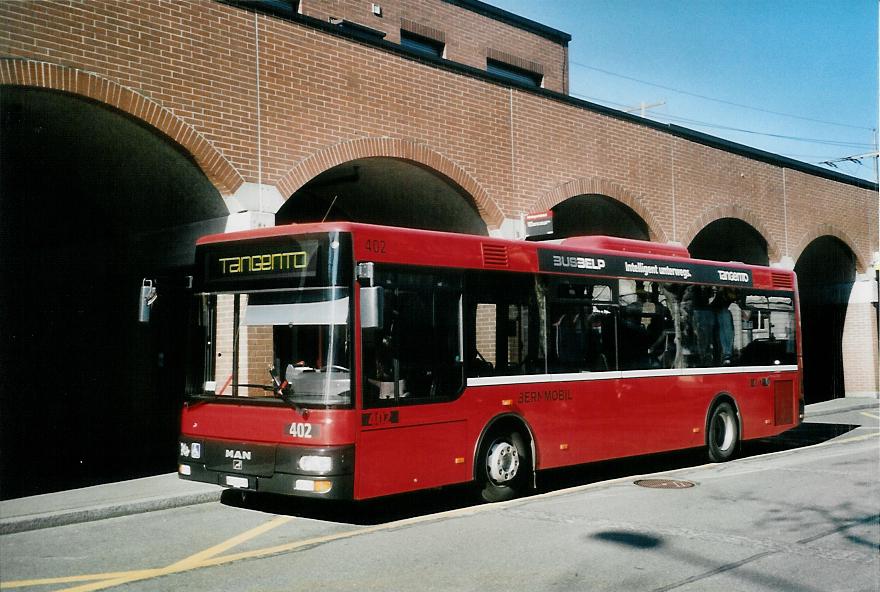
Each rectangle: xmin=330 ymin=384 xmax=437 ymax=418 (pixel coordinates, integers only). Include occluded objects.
xmin=1 ymin=0 xmax=870 ymax=268
xmin=1 ymin=0 xmax=876 ymax=395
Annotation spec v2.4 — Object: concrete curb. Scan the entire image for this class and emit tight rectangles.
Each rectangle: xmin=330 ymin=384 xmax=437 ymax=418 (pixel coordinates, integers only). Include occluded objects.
xmin=805 ymin=401 xmax=879 ymax=419
xmin=0 ymin=489 xmax=222 ymax=535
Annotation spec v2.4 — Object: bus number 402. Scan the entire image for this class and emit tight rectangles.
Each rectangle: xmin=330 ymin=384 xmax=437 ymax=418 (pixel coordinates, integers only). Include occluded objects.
xmin=286 ymin=423 xmax=315 ymax=438
xmin=364 ymin=239 xmax=386 ymax=253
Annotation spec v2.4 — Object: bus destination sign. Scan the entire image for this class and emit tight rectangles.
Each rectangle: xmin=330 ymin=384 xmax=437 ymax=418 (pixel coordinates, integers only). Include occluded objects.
xmin=538 ymin=248 xmax=753 ymax=287
xmin=200 ymin=239 xmax=320 ymax=288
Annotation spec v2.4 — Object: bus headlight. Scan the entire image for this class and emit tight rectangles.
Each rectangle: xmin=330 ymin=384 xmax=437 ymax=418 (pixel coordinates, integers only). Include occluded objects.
xmin=298 ymin=455 xmax=332 ymax=473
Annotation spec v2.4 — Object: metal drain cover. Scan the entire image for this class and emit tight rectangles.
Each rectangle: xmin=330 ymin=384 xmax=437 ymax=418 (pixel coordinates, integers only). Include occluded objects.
xmin=634 ymin=478 xmax=696 ymax=489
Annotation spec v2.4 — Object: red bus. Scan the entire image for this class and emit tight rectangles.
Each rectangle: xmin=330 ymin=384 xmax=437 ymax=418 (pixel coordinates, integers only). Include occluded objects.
xmin=178 ymin=222 xmax=802 ymax=502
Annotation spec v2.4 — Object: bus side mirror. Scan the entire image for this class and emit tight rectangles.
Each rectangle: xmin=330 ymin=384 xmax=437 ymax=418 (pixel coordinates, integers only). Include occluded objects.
xmin=360 ymin=286 xmax=384 ymax=329
xmin=138 ymin=279 xmax=157 ymax=323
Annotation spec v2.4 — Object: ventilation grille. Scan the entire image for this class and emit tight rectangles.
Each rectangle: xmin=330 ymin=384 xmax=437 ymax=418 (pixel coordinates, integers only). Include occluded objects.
xmin=771 ymin=272 xmax=794 ymax=290
xmin=482 ymin=243 xmax=509 ymax=268
xmin=774 ymin=381 xmax=794 ymax=426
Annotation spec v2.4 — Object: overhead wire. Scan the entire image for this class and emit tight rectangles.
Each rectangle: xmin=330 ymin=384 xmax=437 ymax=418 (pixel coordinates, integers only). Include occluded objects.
xmin=570 ymin=60 xmax=875 ymax=131
xmin=568 ymin=89 xmax=874 ymax=148
xmin=567 ymin=88 xmax=875 ymax=179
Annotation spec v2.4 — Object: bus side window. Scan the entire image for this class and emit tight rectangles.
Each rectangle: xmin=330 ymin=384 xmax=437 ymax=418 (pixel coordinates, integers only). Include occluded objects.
xmin=363 ymin=268 xmax=464 ymax=407
xmin=618 ymin=281 xmax=673 ymax=370
xmin=466 ymin=272 xmax=545 ymax=377
xmin=548 ymin=282 xmax=614 ymax=373
xmin=736 ymin=293 xmax=796 ymax=366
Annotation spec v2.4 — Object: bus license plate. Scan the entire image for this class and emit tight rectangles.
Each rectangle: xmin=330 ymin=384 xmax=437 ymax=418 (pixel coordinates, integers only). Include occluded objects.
xmin=225 ymin=475 xmax=250 ymax=489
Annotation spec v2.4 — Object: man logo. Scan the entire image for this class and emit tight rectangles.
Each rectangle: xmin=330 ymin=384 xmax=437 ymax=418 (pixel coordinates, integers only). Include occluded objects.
xmin=226 ymin=449 xmax=251 ymax=470
xmin=225 ymin=449 xmax=252 ymax=460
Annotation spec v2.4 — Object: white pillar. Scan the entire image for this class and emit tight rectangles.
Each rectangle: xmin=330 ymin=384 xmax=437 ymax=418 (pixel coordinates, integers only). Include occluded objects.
xmin=771 ymin=256 xmax=795 ymax=270
xmin=223 ymin=182 xmax=284 ymax=232
xmin=842 ymin=273 xmax=879 ymax=398
xmin=491 ymin=217 xmax=526 ymax=240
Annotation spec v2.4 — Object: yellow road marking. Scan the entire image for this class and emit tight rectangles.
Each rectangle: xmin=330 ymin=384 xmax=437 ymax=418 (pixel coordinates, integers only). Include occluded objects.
xmin=0 ymin=574 xmax=124 ymax=589
xmin=0 ymin=516 xmax=293 ymax=592
xmin=1 ymin=502 xmax=497 ymax=592
xmin=859 ymin=411 xmax=879 ymax=420
xmin=168 ymin=515 xmax=292 ymax=570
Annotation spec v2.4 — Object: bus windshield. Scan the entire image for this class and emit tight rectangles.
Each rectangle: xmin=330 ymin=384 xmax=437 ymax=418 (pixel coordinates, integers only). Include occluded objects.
xmin=189 ymin=231 xmax=354 ymax=408
xmin=199 ymin=289 xmax=352 ymax=407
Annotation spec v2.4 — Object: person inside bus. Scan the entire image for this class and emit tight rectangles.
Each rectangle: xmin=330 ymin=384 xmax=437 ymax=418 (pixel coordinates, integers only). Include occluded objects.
xmin=365 ymin=294 xmax=411 ymax=401
xmin=711 ymin=287 xmax=738 ymax=365
xmin=690 ymin=285 xmax=715 ymax=367
xmin=619 ymin=284 xmax=650 ymax=369
xmin=660 ymin=282 xmax=689 ymax=369
xmin=553 ymin=304 xmax=589 ymax=372
xmin=645 ymin=286 xmax=674 ymax=368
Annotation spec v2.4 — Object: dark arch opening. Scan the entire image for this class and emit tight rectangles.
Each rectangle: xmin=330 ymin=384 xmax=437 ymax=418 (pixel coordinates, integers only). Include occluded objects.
xmin=276 ymin=157 xmax=488 ymax=235
xmin=0 ymin=87 xmax=227 ymax=498
xmin=688 ymin=218 xmax=769 ymax=266
xmin=795 ymin=236 xmax=856 ymax=403
xmin=549 ymin=194 xmax=650 ymax=240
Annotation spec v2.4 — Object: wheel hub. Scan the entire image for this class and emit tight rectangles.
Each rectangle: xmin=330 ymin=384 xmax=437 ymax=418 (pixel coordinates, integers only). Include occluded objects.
xmin=714 ymin=411 xmax=735 ymax=451
xmin=487 ymin=441 xmax=519 ymax=483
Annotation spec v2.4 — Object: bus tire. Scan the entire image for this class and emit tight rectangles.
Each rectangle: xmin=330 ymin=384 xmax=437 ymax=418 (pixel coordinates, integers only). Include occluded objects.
xmin=478 ymin=430 xmax=530 ymax=502
xmin=707 ymin=401 xmax=738 ymax=462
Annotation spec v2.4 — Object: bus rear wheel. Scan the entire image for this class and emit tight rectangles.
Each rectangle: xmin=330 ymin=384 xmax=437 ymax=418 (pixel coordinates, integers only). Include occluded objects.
xmin=478 ymin=431 xmax=530 ymax=502
xmin=707 ymin=401 xmax=738 ymax=462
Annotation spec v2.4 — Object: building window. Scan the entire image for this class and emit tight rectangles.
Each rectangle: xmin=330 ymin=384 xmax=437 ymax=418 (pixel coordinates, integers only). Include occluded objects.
xmin=400 ymin=30 xmax=445 ymax=58
xmin=227 ymin=1 xmax=299 ymax=17
xmin=329 ymin=17 xmax=387 ymax=40
xmin=487 ymin=58 xmax=543 ymax=87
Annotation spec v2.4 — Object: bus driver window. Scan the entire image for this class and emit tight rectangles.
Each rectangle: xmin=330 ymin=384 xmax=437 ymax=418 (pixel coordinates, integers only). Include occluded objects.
xmin=362 ymin=267 xmax=464 ymax=407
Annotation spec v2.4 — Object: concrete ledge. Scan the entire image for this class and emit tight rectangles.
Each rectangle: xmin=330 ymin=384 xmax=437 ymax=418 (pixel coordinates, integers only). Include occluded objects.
xmin=0 ymin=474 xmax=222 ymax=535
xmin=805 ymin=398 xmax=880 ymax=419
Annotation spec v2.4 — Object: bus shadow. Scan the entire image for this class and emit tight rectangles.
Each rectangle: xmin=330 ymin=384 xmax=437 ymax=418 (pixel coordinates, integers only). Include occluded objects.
xmin=220 ymin=482 xmax=480 ymax=525
xmin=220 ymin=422 xmax=859 ymax=525
xmin=537 ymin=422 xmax=859 ymax=494
xmin=741 ymin=421 xmax=860 ymax=455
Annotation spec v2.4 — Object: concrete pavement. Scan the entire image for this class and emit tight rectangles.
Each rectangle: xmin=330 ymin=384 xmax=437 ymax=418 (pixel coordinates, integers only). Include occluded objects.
xmin=1 ymin=397 xmax=876 ymax=535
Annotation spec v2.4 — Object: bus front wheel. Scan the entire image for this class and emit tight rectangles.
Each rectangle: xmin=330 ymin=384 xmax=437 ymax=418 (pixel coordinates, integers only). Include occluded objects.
xmin=478 ymin=431 xmax=530 ymax=502
xmin=707 ymin=401 xmax=739 ymax=462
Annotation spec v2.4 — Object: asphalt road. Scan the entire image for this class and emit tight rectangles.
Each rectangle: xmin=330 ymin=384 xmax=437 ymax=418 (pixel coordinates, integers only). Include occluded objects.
xmin=1 ymin=405 xmax=878 ymax=592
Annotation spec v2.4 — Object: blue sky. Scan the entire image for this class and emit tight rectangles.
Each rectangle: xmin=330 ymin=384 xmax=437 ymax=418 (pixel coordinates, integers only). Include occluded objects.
xmin=490 ymin=0 xmax=878 ymax=183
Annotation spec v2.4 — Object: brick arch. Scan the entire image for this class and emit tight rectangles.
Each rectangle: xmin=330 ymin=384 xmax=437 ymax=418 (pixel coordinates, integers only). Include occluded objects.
xmin=794 ymin=224 xmax=866 ymax=273
xmin=0 ymin=58 xmax=244 ymax=196
xmin=275 ymin=137 xmax=504 ymax=229
xmin=681 ymin=204 xmax=782 ymax=264
xmin=532 ymin=177 xmax=668 ymax=242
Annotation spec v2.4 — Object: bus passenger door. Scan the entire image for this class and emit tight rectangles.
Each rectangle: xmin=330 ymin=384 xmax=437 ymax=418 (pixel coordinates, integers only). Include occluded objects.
xmin=357 ymin=413 xmax=469 ymax=498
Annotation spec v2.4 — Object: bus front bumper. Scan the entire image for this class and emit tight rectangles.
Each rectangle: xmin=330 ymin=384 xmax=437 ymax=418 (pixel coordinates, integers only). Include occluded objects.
xmin=177 ymin=439 xmax=354 ymax=500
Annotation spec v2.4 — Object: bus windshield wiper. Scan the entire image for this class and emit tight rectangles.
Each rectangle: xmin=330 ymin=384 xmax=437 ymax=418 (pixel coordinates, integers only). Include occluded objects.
xmin=269 ymin=366 xmax=303 ymax=413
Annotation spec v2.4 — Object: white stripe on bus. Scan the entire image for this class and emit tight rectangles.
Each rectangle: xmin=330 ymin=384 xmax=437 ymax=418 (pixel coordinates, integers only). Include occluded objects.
xmin=466 ymin=365 xmax=799 ymax=388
